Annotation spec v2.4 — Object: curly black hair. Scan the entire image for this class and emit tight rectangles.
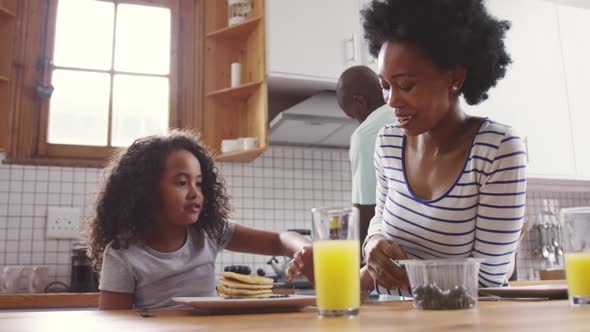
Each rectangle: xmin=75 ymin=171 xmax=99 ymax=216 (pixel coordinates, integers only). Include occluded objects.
xmin=84 ymin=129 xmax=231 ymax=271
xmin=362 ymin=0 xmax=511 ymax=105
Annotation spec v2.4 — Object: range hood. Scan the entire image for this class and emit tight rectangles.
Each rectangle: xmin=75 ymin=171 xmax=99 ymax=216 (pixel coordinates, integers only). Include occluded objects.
xmin=269 ymin=91 xmax=358 ymax=148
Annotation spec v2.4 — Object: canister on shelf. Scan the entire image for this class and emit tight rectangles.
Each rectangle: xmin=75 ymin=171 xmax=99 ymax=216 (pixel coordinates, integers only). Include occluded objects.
xmin=227 ymin=0 xmax=252 ymax=26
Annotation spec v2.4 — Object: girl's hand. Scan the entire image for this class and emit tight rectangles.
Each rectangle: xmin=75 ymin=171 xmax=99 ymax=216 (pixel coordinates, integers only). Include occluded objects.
xmin=360 ymin=265 xmax=374 ymax=303
xmin=286 ymin=245 xmax=314 ymax=284
xmin=364 ymin=235 xmax=410 ymax=290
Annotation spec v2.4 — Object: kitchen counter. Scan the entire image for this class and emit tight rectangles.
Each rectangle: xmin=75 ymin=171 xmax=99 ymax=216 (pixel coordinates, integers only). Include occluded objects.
xmin=0 ymin=280 xmax=566 ymax=310
xmin=0 ymin=300 xmax=587 ymax=331
xmin=0 ymin=293 xmax=99 ymax=309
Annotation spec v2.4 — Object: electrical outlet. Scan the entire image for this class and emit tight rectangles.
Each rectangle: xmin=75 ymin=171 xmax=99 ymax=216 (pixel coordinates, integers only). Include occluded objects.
xmin=46 ymin=206 xmax=81 ymax=239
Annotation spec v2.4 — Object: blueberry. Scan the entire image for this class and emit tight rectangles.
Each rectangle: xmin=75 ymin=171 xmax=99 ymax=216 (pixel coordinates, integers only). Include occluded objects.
xmin=238 ymin=266 xmax=251 ymax=275
xmin=257 ymin=268 xmax=266 ymax=276
xmin=414 ymin=283 xmax=476 ymax=310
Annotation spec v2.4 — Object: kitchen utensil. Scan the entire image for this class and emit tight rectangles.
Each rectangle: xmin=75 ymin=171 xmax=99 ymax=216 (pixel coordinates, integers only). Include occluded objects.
xmin=536 ymin=211 xmax=560 ymax=265
xmin=560 ymin=207 xmax=590 ymax=307
xmin=70 ymin=242 xmax=99 ymax=293
xmin=266 ymin=228 xmax=312 ymax=282
xmin=552 ymin=221 xmax=565 ymax=259
xmin=267 ymin=256 xmax=290 ymax=280
xmin=479 ymin=294 xmax=550 ymax=301
xmin=478 ymin=284 xmax=568 ymax=300
xmin=540 ymin=224 xmax=549 ymax=259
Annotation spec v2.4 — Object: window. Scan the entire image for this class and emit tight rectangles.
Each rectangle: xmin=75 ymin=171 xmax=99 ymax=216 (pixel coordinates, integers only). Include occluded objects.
xmin=6 ymin=0 xmax=202 ymax=165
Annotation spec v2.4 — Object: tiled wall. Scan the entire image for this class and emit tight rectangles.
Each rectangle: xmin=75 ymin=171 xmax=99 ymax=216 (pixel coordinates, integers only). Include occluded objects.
xmin=0 ymin=146 xmax=352 ymax=291
xmin=517 ymin=190 xmax=590 ymax=280
xmin=1 ymin=146 xmax=589 ymax=292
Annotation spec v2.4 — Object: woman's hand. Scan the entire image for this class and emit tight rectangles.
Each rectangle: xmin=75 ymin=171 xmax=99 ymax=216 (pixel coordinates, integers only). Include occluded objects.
xmin=364 ymin=235 xmax=410 ymax=290
xmin=286 ymin=245 xmax=314 ymax=284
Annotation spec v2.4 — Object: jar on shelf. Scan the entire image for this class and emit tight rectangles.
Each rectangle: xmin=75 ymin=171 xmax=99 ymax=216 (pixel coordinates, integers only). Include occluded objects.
xmin=227 ymin=0 xmax=252 ymax=26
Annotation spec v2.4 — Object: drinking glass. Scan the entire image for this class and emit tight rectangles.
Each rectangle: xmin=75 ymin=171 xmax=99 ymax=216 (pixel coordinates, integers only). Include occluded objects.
xmin=560 ymin=207 xmax=590 ymax=307
xmin=311 ymin=207 xmax=360 ymax=318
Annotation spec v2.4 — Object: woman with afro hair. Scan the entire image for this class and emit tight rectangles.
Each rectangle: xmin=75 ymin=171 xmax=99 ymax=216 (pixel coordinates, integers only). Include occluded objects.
xmin=288 ymin=0 xmax=527 ymax=294
xmin=358 ymin=0 xmax=527 ymax=293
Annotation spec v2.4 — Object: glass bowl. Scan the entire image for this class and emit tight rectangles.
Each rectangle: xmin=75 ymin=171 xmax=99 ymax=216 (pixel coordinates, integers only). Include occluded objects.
xmin=400 ymin=258 xmax=484 ymax=310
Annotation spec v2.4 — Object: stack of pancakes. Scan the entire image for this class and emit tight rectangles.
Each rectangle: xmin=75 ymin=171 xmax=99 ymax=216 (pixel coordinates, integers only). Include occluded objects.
xmin=217 ymin=271 xmax=274 ymax=298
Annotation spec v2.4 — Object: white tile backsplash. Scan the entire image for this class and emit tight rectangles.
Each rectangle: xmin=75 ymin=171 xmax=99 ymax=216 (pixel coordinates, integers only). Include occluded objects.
xmin=1 ymin=145 xmax=589 ymax=290
xmin=0 ymin=146 xmax=352 ymax=286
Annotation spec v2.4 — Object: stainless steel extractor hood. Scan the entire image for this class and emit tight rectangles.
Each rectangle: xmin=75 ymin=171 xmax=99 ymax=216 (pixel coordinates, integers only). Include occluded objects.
xmin=269 ymin=91 xmax=358 ymax=148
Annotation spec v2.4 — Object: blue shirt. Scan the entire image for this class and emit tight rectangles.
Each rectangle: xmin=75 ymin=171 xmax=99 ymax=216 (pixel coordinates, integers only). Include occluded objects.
xmin=350 ymin=104 xmax=394 ymax=205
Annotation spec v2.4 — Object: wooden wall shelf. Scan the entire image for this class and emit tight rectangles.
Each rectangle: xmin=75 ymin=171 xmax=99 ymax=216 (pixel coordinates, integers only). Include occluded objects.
xmin=0 ymin=6 xmax=16 ymax=17
xmin=206 ymin=16 xmax=262 ymax=39
xmin=204 ymin=0 xmax=267 ymax=163
xmin=214 ymin=147 xmax=266 ymax=163
xmin=206 ymin=80 xmax=263 ymax=99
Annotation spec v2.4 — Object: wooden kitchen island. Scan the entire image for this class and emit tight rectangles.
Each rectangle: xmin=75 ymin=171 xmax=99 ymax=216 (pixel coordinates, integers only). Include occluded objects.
xmin=0 ymin=300 xmax=588 ymax=332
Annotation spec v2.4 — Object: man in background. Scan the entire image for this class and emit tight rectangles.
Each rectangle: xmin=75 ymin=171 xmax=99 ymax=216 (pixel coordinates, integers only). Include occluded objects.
xmin=336 ymin=66 xmax=394 ymax=251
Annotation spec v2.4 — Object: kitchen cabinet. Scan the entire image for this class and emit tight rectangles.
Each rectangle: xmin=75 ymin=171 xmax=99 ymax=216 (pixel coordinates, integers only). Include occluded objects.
xmin=264 ymin=0 xmax=589 ymax=176
xmin=464 ymin=0 xmax=578 ymax=178
xmin=266 ymin=0 xmax=362 ymax=84
xmin=0 ymin=0 xmax=17 ymax=151
xmin=203 ymin=0 xmax=268 ymax=162
xmin=357 ymin=0 xmax=379 ymax=73
xmin=556 ymin=2 xmax=590 ymax=178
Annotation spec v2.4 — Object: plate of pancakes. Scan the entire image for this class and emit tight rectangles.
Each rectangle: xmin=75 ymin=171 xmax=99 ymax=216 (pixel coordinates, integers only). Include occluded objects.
xmin=173 ymin=271 xmax=316 ymax=313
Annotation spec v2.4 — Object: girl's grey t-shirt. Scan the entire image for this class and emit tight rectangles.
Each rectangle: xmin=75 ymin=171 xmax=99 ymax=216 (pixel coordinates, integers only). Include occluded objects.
xmin=99 ymin=220 xmax=235 ymax=309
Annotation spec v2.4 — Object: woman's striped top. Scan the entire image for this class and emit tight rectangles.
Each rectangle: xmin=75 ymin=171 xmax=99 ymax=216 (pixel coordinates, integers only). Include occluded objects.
xmin=366 ymin=118 xmax=527 ymax=288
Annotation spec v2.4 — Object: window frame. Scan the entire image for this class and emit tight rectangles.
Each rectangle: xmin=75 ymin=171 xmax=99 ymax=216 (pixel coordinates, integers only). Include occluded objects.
xmin=5 ymin=0 xmax=203 ymax=167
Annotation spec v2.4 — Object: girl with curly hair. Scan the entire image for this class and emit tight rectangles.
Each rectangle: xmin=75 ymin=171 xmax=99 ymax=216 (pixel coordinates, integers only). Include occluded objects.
xmin=288 ymin=0 xmax=527 ymax=294
xmin=85 ymin=130 xmax=310 ymax=310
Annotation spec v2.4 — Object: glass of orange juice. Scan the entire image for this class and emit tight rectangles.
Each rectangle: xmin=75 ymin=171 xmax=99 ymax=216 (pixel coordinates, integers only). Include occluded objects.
xmin=560 ymin=207 xmax=590 ymax=307
xmin=311 ymin=207 xmax=360 ymax=318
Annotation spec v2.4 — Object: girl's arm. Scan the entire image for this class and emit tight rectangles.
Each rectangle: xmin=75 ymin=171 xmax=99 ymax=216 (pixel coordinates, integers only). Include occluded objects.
xmin=225 ymin=224 xmax=311 ymax=257
xmin=99 ymin=290 xmax=133 ymax=310
xmin=360 ymin=265 xmax=375 ymax=292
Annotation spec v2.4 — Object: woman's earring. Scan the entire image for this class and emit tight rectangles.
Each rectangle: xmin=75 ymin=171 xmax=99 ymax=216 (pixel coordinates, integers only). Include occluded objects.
xmin=451 ymin=86 xmax=458 ymax=92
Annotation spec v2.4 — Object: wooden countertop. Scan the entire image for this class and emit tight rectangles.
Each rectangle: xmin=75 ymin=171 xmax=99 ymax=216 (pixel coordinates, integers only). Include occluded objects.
xmin=0 ymin=300 xmax=587 ymax=332
xmin=0 ymin=293 xmax=99 ymax=309
xmin=0 ymin=281 xmax=562 ymax=310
